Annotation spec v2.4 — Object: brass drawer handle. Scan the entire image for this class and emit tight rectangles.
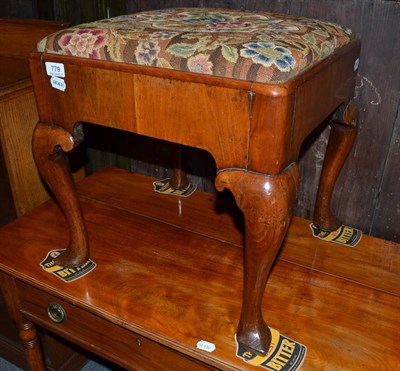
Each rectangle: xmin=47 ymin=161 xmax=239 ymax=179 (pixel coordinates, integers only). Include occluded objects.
xmin=47 ymin=302 xmax=67 ymax=323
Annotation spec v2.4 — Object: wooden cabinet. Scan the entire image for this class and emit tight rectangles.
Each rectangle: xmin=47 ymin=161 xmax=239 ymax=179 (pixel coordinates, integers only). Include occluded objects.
xmin=0 ymin=18 xmax=71 ymax=217
xmin=17 ymin=281 xmax=213 ymax=370
xmin=0 ymin=76 xmax=50 ymax=217
xmin=0 ymin=18 xmax=86 ymax=370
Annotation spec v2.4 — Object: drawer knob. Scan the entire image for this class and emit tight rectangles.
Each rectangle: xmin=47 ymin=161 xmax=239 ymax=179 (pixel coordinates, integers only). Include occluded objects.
xmin=47 ymin=302 xmax=67 ymax=323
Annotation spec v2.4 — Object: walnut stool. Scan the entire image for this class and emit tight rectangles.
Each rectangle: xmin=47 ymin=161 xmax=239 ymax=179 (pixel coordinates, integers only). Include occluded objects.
xmin=30 ymin=8 xmax=360 ymax=356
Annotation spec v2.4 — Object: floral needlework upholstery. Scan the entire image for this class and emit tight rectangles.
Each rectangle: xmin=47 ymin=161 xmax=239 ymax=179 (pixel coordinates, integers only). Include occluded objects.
xmin=37 ymin=8 xmax=354 ymax=84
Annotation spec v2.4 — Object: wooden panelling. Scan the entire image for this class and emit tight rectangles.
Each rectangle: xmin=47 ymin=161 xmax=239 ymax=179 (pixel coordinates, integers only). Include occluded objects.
xmin=286 ymin=0 xmax=400 ymax=241
xmin=0 ymin=143 xmax=16 ymax=226
xmin=0 ymin=1 xmax=37 ymax=19
xmin=371 ymin=102 xmax=400 ymax=241
xmin=37 ymin=0 xmax=127 ymax=24
xmin=0 ymin=86 xmax=50 ymax=216
xmin=122 ymin=0 xmax=400 ymax=243
xmin=0 ymin=19 xmax=72 ymax=218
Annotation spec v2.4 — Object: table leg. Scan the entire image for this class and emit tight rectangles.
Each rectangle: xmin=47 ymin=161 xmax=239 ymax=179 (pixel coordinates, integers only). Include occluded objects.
xmin=169 ymin=148 xmax=189 ymax=191
xmin=17 ymin=319 xmax=46 ymax=371
xmin=313 ymin=102 xmax=359 ymax=230
xmin=32 ymin=122 xmax=88 ymax=267
xmin=215 ymin=163 xmax=299 ymax=355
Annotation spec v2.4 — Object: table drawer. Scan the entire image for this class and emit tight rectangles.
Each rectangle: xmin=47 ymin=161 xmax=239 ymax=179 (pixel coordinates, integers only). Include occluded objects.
xmin=16 ymin=281 xmax=214 ymax=370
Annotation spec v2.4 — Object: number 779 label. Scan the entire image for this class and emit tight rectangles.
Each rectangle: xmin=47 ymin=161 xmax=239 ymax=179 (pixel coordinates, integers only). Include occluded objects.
xmin=45 ymin=61 xmax=65 ymax=77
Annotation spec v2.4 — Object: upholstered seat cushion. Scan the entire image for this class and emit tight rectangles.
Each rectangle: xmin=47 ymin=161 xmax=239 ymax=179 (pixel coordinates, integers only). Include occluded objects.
xmin=37 ymin=8 xmax=353 ymax=84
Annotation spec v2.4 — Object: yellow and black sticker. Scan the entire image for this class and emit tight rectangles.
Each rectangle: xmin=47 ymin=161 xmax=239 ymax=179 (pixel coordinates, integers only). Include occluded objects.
xmin=40 ymin=249 xmax=96 ymax=282
xmin=310 ymin=224 xmax=362 ymax=247
xmin=153 ymin=178 xmax=197 ymax=197
xmin=236 ymin=328 xmax=306 ymax=370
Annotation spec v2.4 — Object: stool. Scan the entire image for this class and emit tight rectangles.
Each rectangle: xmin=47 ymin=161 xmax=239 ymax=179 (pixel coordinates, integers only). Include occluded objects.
xmin=30 ymin=8 xmax=360 ymax=356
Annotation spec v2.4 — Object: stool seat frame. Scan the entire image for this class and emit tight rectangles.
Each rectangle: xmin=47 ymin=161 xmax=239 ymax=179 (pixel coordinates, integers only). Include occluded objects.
xmin=29 ymin=37 xmax=360 ymax=356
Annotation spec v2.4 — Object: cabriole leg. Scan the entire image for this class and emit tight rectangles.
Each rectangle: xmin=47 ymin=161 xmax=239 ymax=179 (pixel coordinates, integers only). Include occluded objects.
xmin=32 ymin=122 xmax=88 ymax=267
xmin=215 ymin=164 xmax=299 ymax=356
xmin=313 ymin=102 xmax=359 ymax=230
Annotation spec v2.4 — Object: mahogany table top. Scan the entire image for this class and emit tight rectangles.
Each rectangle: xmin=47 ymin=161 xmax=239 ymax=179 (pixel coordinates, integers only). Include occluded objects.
xmin=0 ymin=167 xmax=398 ymax=369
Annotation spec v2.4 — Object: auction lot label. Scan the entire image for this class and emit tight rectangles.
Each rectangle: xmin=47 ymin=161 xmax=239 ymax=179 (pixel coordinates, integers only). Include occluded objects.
xmin=236 ymin=328 xmax=306 ymax=370
xmin=40 ymin=249 xmax=96 ymax=282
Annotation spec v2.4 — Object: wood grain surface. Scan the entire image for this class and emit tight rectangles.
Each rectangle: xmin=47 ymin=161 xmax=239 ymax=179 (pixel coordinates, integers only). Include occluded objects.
xmin=0 ymin=167 xmax=398 ymax=370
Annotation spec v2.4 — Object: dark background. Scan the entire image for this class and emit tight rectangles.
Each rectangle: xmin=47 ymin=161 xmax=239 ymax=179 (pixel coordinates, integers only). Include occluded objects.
xmin=1 ymin=0 xmax=399 ymax=242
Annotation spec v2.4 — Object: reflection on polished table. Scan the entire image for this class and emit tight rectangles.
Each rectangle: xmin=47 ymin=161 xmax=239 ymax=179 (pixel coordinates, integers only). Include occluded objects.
xmin=22 ymin=7 xmax=365 ymax=363
xmin=0 ymin=167 xmax=399 ymax=370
